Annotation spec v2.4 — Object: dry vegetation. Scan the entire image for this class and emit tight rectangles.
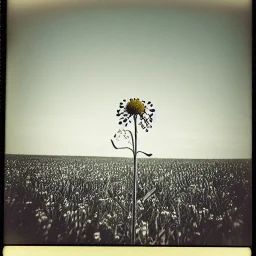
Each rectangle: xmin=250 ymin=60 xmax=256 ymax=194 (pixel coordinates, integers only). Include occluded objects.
xmin=4 ymin=155 xmax=251 ymax=245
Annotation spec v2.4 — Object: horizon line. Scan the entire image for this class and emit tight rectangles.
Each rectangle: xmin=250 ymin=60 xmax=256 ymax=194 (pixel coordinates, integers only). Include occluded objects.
xmin=4 ymin=153 xmax=251 ymax=160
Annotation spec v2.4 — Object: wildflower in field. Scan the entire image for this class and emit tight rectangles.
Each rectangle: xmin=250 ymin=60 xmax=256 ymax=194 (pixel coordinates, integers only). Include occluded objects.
xmin=193 ymin=222 xmax=198 ymax=228
xmin=140 ymin=226 xmax=148 ymax=237
xmin=26 ymin=180 xmax=31 ymax=185
xmin=46 ymin=223 xmax=52 ymax=230
xmin=115 ymin=235 xmax=120 ymax=240
xmin=57 ymin=234 xmax=63 ymax=242
xmin=216 ymin=216 xmax=223 ymax=221
xmin=116 ymin=98 xmax=155 ymax=131
xmin=93 ymin=232 xmax=101 ymax=242
xmin=233 ymin=221 xmax=241 ymax=228
xmin=40 ymin=215 xmax=48 ymax=222
xmin=209 ymin=214 xmax=214 ymax=220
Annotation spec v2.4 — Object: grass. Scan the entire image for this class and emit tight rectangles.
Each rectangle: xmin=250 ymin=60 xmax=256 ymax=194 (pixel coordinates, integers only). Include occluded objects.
xmin=4 ymin=155 xmax=252 ymax=245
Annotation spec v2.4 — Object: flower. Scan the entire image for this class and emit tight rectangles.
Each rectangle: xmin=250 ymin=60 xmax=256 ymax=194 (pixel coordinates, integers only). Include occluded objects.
xmin=233 ymin=221 xmax=241 ymax=228
xmin=126 ymin=99 xmax=145 ymax=115
xmin=41 ymin=216 xmax=48 ymax=222
xmin=209 ymin=214 xmax=214 ymax=220
xmin=193 ymin=222 xmax=198 ymax=228
xmin=93 ymin=232 xmax=101 ymax=242
xmin=115 ymin=98 xmax=155 ymax=132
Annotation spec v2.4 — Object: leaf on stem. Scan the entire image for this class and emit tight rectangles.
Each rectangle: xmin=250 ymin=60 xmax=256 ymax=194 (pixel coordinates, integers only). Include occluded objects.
xmin=137 ymin=151 xmax=152 ymax=157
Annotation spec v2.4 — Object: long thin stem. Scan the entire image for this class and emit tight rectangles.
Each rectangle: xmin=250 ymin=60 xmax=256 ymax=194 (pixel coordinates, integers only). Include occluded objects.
xmin=131 ymin=115 xmax=138 ymax=244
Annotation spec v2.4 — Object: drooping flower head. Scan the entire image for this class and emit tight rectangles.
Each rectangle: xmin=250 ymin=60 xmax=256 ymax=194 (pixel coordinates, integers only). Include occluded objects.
xmin=116 ymin=98 xmax=155 ymax=132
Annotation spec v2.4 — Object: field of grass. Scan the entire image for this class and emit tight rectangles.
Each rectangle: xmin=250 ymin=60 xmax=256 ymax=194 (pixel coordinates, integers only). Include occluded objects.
xmin=4 ymin=155 xmax=252 ymax=245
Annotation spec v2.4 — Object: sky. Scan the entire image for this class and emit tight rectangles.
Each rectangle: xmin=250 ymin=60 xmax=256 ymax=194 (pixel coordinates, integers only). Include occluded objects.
xmin=6 ymin=5 xmax=251 ymax=159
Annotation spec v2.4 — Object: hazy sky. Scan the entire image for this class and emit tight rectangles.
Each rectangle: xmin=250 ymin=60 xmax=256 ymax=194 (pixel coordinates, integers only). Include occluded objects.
xmin=6 ymin=6 xmax=251 ymax=158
